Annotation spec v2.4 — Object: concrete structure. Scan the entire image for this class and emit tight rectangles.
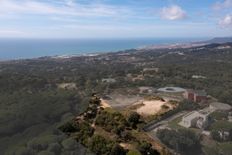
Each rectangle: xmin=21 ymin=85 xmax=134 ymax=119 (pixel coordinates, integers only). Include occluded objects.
xmin=157 ymin=87 xmax=186 ymax=93
xmin=217 ymin=131 xmax=230 ymax=141
xmin=179 ymin=111 xmax=200 ymax=128
xmin=183 ymin=89 xmax=207 ymax=103
xmin=179 ymin=107 xmax=214 ymax=129
xmin=210 ymin=102 xmax=232 ymax=111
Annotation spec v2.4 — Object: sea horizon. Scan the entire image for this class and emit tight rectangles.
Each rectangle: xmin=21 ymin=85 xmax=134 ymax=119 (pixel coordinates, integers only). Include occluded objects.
xmin=0 ymin=37 xmax=209 ymax=60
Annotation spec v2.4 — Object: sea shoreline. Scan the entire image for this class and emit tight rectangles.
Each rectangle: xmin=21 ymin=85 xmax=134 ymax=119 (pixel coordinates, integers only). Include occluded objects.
xmin=0 ymin=37 xmax=210 ymax=61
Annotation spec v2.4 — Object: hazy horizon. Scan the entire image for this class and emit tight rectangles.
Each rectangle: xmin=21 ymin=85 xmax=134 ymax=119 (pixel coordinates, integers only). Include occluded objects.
xmin=0 ymin=0 xmax=231 ymax=39
xmin=0 ymin=37 xmax=207 ymax=60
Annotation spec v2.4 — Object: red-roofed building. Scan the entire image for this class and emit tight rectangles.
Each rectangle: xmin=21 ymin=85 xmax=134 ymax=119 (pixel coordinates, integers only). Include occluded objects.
xmin=183 ymin=89 xmax=207 ymax=103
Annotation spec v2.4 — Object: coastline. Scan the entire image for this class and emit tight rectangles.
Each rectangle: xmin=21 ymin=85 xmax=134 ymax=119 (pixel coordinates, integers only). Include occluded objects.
xmin=0 ymin=38 xmax=209 ymax=61
xmin=2 ymin=36 xmax=232 ymax=61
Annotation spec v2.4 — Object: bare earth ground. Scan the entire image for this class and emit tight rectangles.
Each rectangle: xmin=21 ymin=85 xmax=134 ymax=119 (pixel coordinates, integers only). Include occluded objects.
xmin=100 ymin=99 xmax=112 ymax=108
xmin=136 ymin=100 xmax=167 ymax=116
xmin=102 ymin=93 xmax=143 ymax=109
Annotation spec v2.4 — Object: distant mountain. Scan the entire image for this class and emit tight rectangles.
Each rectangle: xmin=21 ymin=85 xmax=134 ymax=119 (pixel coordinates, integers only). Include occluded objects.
xmin=203 ymin=37 xmax=232 ymax=44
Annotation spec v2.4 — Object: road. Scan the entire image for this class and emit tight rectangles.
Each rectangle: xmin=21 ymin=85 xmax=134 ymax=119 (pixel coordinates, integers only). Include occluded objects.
xmin=144 ymin=111 xmax=188 ymax=132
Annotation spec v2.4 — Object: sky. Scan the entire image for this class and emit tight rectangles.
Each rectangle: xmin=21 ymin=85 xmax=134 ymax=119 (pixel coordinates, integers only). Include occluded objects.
xmin=0 ymin=0 xmax=232 ymax=38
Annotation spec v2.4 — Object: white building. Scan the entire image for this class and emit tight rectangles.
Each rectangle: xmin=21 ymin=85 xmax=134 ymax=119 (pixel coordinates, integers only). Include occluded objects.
xmin=179 ymin=108 xmax=214 ymax=129
xmin=179 ymin=102 xmax=232 ymax=129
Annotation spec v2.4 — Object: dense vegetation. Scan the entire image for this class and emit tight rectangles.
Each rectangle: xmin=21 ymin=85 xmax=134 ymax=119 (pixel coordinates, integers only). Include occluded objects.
xmin=0 ymin=42 xmax=232 ymax=154
xmin=95 ymin=110 xmax=129 ymax=135
xmin=157 ymin=129 xmax=200 ymax=155
xmin=59 ymin=97 xmax=159 ymax=155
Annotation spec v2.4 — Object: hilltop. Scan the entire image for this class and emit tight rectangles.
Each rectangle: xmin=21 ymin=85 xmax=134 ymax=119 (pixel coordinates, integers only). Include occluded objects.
xmin=0 ymin=42 xmax=232 ymax=154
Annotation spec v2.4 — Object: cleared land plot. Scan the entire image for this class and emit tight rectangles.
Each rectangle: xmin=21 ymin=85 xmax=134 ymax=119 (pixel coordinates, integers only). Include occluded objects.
xmin=103 ymin=93 xmax=143 ymax=109
xmin=136 ymin=100 xmax=169 ymax=116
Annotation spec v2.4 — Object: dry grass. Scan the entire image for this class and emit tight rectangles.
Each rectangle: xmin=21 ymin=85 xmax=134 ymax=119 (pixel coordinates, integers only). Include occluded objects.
xmin=136 ymin=100 xmax=167 ymax=116
xmin=128 ymin=103 xmax=145 ymax=110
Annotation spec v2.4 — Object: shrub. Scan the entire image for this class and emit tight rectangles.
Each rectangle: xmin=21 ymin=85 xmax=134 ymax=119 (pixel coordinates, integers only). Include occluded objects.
xmin=138 ymin=141 xmax=159 ymax=155
xmin=95 ymin=111 xmax=128 ymax=134
xmin=58 ymin=121 xmax=79 ymax=133
xmin=128 ymin=112 xmax=141 ymax=128
xmin=211 ymin=130 xmax=221 ymax=142
xmin=157 ymin=129 xmax=200 ymax=154
xmin=110 ymin=144 xmax=127 ymax=155
xmin=127 ymin=150 xmax=142 ymax=155
xmin=88 ymin=135 xmax=115 ymax=155
xmin=37 ymin=151 xmax=54 ymax=155
xmin=47 ymin=143 xmax=61 ymax=154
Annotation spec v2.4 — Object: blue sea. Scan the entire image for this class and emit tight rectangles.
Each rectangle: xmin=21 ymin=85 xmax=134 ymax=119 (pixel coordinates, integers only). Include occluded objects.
xmin=0 ymin=38 xmax=207 ymax=60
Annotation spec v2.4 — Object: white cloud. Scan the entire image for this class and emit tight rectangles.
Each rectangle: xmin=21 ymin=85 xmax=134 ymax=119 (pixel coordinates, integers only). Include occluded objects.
xmin=65 ymin=0 xmax=76 ymax=7
xmin=34 ymin=22 xmax=223 ymax=38
xmin=160 ymin=5 xmax=186 ymax=20
xmin=0 ymin=0 xmax=131 ymax=17
xmin=0 ymin=29 xmax=27 ymax=37
xmin=213 ymin=0 xmax=232 ymax=10
xmin=219 ymin=14 xmax=232 ymax=27
xmin=0 ymin=30 xmax=23 ymax=34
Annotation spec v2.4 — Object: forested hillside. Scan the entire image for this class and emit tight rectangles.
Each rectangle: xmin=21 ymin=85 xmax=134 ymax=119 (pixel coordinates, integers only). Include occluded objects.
xmin=0 ymin=42 xmax=232 ymax=154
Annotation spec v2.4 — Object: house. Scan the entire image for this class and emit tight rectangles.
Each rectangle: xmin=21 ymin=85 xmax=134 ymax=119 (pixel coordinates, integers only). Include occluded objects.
xmin=183 ymin=89 xmax=207 ymax=102
xmin=179 ymin=108 xmax=214 ymax=129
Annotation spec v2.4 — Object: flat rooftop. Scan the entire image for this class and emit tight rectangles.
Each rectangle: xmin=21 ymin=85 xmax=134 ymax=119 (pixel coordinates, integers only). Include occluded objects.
xmin=210 ymin=102 xmax=232 ymax=111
